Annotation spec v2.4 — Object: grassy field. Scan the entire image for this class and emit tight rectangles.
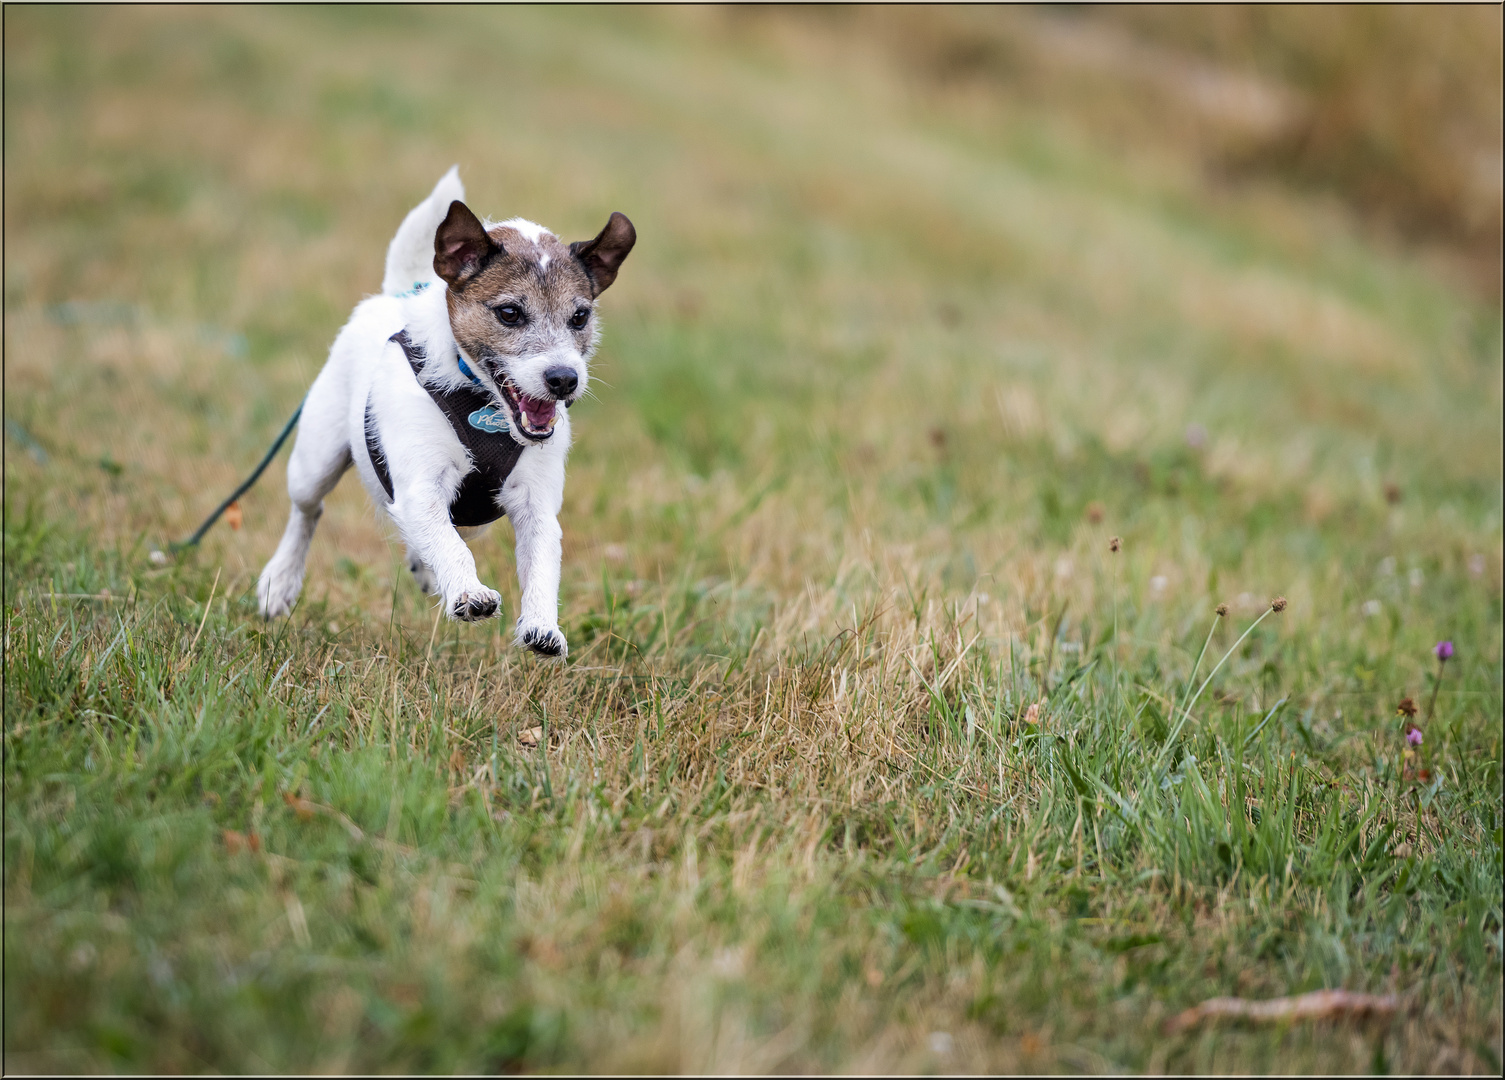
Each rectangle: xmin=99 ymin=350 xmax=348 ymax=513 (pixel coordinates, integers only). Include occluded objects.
xmin=4 ymin=6 xmax=1502 ymax=1073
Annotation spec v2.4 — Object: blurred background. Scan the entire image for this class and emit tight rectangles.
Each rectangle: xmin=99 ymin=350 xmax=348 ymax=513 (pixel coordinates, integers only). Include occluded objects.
xmin=5 ymin=4 xmax=1501 ymax=630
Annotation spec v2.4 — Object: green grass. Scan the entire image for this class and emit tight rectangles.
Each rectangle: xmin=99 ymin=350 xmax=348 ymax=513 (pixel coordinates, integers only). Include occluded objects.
xmin=4 ymin=6 xmax=1502 ymax=1073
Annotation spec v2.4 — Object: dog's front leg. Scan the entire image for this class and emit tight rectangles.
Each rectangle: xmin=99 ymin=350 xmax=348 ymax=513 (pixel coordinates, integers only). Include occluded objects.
xmin=392 ymin=481 xmax=500 ymax=622
xmin=505 ymin=493 xmax=567 ymax=657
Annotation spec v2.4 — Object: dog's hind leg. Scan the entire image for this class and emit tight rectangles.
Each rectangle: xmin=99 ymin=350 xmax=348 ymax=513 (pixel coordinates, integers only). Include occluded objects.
xmin=405 ymin=549 xmax=439 ymax=596
xmin=257 ymin=374 xmax=352 ymax=618
xmin=407 ymin=521 xmax=489 ymax=598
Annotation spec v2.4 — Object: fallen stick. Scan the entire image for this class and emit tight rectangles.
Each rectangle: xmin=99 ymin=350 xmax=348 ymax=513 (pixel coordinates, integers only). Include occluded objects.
xmin=1163 ymin=989 xmax=1400 ymax=1035
xmin=283 ymin=791 xmax=415 ymax=855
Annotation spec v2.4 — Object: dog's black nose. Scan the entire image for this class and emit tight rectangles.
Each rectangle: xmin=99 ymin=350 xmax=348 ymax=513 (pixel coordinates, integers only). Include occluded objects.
xmin=543 ymin=366 xmax=578 ymax=399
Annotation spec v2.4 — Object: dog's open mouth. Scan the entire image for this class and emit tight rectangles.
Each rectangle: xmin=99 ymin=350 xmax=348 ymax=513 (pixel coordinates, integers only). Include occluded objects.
xmin=500 ymin=379 xmax=558 ymax=440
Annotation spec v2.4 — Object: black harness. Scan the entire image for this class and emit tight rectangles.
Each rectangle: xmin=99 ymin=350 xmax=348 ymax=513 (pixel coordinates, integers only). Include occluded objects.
xmin=364 ymin=331 xmax=524 ymax=527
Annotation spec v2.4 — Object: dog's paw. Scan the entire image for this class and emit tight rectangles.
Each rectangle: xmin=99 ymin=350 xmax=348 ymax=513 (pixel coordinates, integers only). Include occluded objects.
xmin=256 ymin=562 xmax=303 ymax=619
xmin=448 ymin=585 xmax=501 ymax=622
xmin=408 ymin=557 xmax=439 ymax=596
xmin=517 ymin=622 xmax=568 ymax=658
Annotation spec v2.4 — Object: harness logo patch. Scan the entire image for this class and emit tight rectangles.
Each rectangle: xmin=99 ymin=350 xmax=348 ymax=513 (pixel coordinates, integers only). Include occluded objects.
xmin=467 ymin=406 xmax=511 ymax=434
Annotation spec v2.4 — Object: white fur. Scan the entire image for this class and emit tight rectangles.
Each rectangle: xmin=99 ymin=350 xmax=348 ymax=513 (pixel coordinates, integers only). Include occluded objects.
xmin=498 ymin=217 xmax=551 ymax=245
xmin=382 ymin=166 xmax=465 ymax=296
xmin=485 ymin=217 xmax=553 ymax=269
xmin=258 ymin=172 xmax=576 ymax=656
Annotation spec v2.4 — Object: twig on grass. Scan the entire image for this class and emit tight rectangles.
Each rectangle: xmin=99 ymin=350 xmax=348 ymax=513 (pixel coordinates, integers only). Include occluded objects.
xmin=1163 ymin=988 xmax=1401 ymax=1034
xmin=282 ymin=791 xmax=415 ymax=856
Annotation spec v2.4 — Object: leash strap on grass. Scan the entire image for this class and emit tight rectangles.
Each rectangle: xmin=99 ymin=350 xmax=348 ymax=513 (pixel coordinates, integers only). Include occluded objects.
xmin=171 ymin=399 xmax=305 ymax=552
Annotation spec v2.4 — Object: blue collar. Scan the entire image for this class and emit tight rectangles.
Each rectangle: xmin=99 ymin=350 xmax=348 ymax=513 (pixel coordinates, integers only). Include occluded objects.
xmin=456 ymin=353 xmax=485 ymax=388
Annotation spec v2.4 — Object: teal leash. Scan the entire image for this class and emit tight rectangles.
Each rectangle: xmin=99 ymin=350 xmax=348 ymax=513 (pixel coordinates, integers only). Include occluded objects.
xmin=171 ymin=398 xmax=305 ymax=552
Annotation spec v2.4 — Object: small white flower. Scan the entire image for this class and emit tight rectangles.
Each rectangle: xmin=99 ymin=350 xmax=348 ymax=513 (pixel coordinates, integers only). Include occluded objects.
xmin=68 ymin=942 xmax=97 ymax=971
xmin=1409 ymin=568 xmax=1424 ymax=591
xmin=1149 ymin=575 xmax=1168 ymax=596
xmin=148 ymin=549 xmax=171 ymax=567
xmin=1468 ymin=553 xmax=1485 ymax=577
xmin=1378 ymin=556 xmax=1397 ymax=577
xmin=712 ymin=946 xmax=747 ymax=978
xmin=1054 ymin=557 xmax=1073 ymax=581
xmin=1362 ymin=599 xmax=1382 ymax=617
xmin=928 ymin=1032 xmax=954 ymax=1056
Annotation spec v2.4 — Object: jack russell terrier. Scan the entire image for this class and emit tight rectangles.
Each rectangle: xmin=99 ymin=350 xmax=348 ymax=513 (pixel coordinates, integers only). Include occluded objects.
xmin=256 ymin=168 xmax=634 ymax=657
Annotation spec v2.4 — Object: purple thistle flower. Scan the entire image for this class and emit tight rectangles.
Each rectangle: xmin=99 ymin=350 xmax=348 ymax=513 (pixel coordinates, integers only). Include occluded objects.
xmin=1434 ymin=641 xmax=1454 ymax=661
xmin=1406 ymin=727 xmax=1423 ymax=747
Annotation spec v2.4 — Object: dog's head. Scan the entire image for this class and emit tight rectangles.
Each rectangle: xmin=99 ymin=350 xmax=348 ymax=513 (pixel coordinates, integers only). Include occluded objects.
xmin=433 ymin=200 xmax=635 ymax=443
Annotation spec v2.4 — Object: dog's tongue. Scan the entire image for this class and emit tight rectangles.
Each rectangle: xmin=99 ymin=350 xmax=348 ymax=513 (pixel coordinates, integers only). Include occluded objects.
xmin=520 ymin=393 xmax=556 ymax=429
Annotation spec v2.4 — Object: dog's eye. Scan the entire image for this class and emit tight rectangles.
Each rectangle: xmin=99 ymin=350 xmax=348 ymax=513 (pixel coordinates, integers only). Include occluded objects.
xmin=495 ymin=304 xmax=523 ymax=326
xmin=568 ymin=307 xmax=590 ymax=330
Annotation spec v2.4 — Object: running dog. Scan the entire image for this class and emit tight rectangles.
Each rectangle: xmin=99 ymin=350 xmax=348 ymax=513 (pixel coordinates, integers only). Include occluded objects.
xmin=256 ymin=168 xmax=634 ymax=656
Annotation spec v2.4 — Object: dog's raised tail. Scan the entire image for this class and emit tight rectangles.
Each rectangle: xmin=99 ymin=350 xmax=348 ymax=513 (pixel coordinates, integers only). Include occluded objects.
xmin=382 ymin=166 xmax=466 ymax=296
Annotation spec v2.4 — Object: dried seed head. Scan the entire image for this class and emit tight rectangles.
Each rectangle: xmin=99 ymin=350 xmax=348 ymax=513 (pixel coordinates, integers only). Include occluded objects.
xmin=1396 ymin=697 xmax=1418 ymax=718
xmin=1271 ymin=596 xmax=1288 ymax=612
xmin=1215 ymin=603 xmax=1229 ymax=617
xmin=1109 ymin=536 xmax=1121 ymax=553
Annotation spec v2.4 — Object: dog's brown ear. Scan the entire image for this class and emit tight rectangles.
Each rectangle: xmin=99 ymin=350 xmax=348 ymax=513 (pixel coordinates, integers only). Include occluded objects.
xmin=570 ymin=212 xmax=636 ymax=297
xmin=434 ymin=200 xmax=500 ymax=287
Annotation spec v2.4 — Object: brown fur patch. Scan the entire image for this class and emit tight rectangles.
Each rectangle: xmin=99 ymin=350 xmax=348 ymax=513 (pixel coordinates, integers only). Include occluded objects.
xmin=444 ymin=232 xmax=596 ymax=374
xmin=431 ymin=202 xmax=633 ymax=429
